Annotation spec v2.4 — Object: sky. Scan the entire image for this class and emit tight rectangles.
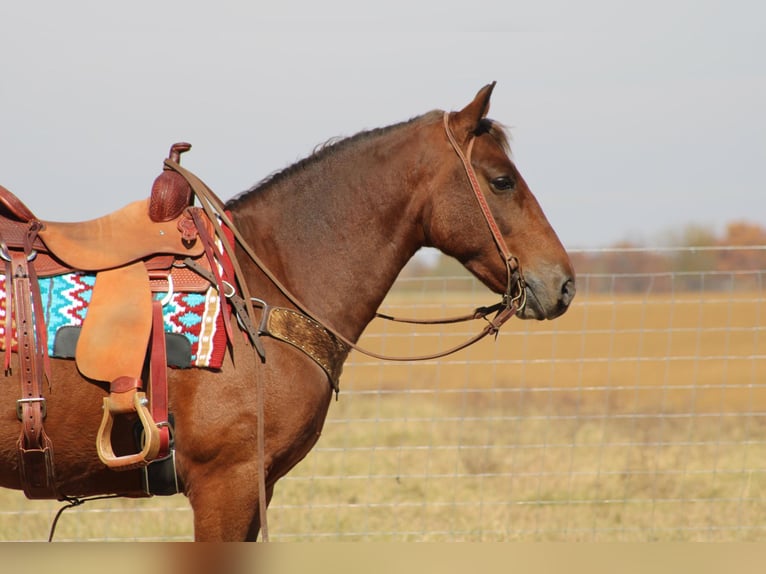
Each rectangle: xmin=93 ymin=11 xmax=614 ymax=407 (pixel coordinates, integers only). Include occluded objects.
xmin=0 ymin=0 xmax=763 ymax=249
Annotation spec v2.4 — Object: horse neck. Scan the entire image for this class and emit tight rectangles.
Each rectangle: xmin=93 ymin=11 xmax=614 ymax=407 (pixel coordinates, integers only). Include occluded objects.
xmin=230 ymin=120 xmax=435 ymax=342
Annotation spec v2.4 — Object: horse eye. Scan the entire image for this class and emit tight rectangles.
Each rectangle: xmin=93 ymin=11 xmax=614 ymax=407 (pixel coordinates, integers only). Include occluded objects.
xmin=491 ymin=176 xmax=516 ymax=192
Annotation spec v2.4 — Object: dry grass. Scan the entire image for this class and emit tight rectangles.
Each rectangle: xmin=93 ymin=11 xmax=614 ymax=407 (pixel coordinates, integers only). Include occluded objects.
xmin=270 ymin=392 xmax=766 ymax=541
xmin=0 ymin=285 xmax=764 ymax=541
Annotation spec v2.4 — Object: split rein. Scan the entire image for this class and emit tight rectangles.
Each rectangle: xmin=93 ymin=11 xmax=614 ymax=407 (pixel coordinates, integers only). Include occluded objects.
xmin=370 ymin=113 xmax=527 ymax=359
xmin=165 ymin=111 xmax=526 ymax=368
xmin=159 ymin=115 xmax=525 ymax=542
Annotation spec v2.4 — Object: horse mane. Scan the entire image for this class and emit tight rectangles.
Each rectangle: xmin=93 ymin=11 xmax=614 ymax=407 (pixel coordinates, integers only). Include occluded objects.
xmin=226 ymin=111 xmax=511 ymax=208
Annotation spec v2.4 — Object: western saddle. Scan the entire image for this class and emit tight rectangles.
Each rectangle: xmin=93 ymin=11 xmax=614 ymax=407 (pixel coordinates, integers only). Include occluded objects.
xmin=0 ymin=143 xmax=230 ymax=499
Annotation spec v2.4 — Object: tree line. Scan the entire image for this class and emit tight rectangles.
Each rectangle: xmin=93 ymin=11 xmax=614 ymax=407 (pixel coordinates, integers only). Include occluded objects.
xmin=569 ymin=221 xmax=766 ymax=292
xmin=403 ymin=221 xmax=766 ymax=294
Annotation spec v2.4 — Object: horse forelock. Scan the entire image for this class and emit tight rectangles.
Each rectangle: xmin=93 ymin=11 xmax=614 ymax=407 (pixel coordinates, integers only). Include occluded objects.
xmin=475 ymin=118 xmax=512 ymax=154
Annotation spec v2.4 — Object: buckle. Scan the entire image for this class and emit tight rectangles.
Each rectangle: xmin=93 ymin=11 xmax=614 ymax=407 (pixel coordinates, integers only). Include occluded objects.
xmin=0 ymin=242 xmax=37 ymax=263
xmin=16 ymin=397 xmax=47 ymax=420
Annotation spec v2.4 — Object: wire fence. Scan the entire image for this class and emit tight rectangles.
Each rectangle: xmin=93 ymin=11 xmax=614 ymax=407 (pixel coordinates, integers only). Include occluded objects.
xmin=1 ymin=246 xmax=764 ymax=541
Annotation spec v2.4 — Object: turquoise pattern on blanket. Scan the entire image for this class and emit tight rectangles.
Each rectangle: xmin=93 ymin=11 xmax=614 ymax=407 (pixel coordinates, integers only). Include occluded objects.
xmin=33 ymin=273 xmax=217 ymax=364
xmin=38 ymin=273 xmax=96 ymax=356
xmin=153 ymin=291 xmax=205 ymax=350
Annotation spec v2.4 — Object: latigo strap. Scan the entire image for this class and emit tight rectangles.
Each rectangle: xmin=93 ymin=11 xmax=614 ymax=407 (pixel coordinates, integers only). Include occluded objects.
xmin=7 ymin=227 xmax=59 ymax=499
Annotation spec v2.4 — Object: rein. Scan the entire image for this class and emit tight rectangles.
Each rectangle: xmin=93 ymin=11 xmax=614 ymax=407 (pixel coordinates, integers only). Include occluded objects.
xmin=164 ymin=112 xmax=526 ymax=362
xmin=371 ymin=113 xmax=527 ymax=344
xmin=160 ymin=114 xmax=526 ymax=540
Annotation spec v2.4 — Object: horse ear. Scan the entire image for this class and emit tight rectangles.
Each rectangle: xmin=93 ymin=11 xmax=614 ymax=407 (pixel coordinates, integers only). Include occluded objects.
xmin=451 ymin=82 xmax=497 ymax=140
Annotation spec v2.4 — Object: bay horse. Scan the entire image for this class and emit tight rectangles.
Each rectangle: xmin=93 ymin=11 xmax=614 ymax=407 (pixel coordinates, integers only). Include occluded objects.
xmin=0 ymin=83 xmax=575 ymax=541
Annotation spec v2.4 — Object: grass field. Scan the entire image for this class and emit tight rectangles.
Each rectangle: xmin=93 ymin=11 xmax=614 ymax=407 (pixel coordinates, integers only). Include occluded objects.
xmin=1 ymin=279 xmax=764 ymax=541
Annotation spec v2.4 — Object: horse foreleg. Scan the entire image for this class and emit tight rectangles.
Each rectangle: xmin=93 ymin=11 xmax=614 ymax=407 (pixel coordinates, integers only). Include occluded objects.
xmin=186 ymin=462 xmax=270 ymax=542
xmin=246 ymin=484 xmax=275 ymax=541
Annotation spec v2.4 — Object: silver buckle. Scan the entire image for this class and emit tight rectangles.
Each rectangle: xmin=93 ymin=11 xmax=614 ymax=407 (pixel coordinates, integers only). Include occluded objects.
xmin=16 ymin=397 xmax=47 ymax=420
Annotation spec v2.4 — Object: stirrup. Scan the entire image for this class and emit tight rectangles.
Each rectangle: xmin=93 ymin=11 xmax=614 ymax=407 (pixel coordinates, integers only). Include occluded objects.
xmin=97 ymin=391 xmax=161 ymax=471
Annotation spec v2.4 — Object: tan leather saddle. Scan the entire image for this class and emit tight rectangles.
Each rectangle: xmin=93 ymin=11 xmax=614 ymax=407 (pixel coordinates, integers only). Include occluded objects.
xmin=0 ymin=143 xmax=225 ymax=498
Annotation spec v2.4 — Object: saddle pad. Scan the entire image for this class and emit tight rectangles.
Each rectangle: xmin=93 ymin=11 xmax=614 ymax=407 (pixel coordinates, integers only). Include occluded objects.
xmin=0 ymin=272 xmax=228 ymax=369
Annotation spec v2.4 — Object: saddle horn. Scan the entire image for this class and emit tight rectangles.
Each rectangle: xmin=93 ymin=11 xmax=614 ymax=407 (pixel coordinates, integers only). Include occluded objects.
xmin=148 ymin=142 xmax=193 ymax=222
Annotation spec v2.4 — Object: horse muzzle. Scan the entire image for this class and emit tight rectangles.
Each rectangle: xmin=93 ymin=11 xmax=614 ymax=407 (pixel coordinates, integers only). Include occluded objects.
xmin=516 ymin=273 xmax=576 ymax=320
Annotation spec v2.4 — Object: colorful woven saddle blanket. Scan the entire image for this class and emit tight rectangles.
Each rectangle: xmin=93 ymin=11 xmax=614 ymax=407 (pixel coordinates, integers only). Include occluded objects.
xmin=0 ymin=271 xmax=227 ymax=369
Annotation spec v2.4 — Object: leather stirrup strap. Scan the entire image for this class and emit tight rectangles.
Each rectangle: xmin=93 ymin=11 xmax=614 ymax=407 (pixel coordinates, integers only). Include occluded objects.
xmin=95 ymin=300 xmax=166 ymax=472
xmin=93 ymin=276 xmax=165 ymax=470
xmin=149 ymin=299 xmax=171 ymax=460
xmin=93 ymin=302 xmax=174 ymax=470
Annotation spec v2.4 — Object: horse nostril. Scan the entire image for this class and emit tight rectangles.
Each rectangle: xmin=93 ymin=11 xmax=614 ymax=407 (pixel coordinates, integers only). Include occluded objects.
xmin=560 ymin=278 xmax=576 ymax=307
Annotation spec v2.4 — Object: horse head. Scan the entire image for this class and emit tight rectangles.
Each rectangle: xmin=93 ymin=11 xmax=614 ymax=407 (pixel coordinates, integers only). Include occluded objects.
xmin=424 ymin=83 xmax=575 ymax=320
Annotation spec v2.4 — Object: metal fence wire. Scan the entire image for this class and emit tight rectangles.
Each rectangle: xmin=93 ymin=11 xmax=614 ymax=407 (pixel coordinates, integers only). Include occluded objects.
xmin=1 ymin=246 xmax=764 ymax=541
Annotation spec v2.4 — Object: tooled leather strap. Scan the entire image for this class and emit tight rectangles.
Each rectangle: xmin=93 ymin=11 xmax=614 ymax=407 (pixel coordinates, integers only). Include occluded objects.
xmin=258 ymin=305 xmax=348 ymax=393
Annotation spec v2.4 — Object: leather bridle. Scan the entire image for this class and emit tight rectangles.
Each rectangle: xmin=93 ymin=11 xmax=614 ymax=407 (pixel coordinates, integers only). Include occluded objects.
xmin=441 ymin=111 xmax=526 ymax=315
xmin=366 ymin=113 xmax=528 ymax=349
